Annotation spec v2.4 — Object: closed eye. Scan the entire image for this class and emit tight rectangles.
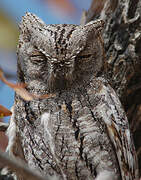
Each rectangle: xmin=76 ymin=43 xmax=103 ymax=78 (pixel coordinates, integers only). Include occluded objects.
xmin=30 ymin=51 xmax=47 ymax=64
xmin=78 ymin=54 xmax=92 ymax=59
xmin=30 ymin=55 xmax=45 ymax=58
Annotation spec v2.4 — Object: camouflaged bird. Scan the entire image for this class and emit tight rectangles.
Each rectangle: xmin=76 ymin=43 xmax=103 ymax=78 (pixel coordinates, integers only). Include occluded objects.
xmin=6 ymin=13 xmax=139 ymax=180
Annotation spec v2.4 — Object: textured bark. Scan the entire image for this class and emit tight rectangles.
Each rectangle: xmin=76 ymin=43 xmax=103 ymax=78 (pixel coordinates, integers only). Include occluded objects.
xmin=82 ymin=0 xmax=141 ymax=174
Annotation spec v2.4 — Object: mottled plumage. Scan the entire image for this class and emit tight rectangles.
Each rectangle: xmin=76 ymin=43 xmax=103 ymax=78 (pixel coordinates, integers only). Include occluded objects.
xmin=7 ymin=13 xmax=139 ymax=180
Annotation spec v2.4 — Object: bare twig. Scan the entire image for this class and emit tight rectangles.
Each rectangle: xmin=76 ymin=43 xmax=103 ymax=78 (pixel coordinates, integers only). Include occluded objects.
xmin=0 ymin=150 xmax=47 ymax=180
xmin=0 ymin=104 xmax=12 ymax=117
xmin=0 ymin=122 xmax=9 ymax=132
xmin=0 ymin=68 xmax=55 ymax=101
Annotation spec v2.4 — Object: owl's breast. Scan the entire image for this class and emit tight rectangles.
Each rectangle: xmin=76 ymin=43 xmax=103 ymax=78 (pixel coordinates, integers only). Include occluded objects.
xmin=38 ymin=87 xmax=120 ymax=179
xmin=17 ymin=80 xmax=120 ymax=179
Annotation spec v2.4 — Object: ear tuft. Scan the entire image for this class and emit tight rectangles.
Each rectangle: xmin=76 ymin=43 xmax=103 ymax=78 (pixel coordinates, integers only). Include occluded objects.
xmin=84 ymin=19 xmax=105 ymax=33
xmin=19 ymin=12 xmax=46 ymax=34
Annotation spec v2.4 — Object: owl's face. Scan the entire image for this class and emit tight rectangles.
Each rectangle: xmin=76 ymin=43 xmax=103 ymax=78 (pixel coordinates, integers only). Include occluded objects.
xmin=17 ymin=13 xmax=104 ymax=92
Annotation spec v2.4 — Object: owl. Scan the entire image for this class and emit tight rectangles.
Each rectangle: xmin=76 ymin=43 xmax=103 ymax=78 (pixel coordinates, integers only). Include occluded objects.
xmin=6 ymin=13 xmax=139 ymax=180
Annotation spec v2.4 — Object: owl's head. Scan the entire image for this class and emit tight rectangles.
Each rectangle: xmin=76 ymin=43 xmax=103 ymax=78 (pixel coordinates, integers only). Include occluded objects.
xmin=17 ymin=13 xmax=104 ymax=92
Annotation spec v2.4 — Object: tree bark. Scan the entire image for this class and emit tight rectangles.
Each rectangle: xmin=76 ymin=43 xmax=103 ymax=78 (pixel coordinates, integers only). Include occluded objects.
xmin=82 ymin=0 xmax=141 ymax=175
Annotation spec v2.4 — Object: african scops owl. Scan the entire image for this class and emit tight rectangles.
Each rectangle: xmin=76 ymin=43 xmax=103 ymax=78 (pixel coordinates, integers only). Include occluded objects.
xmin=7 ymin=13 xmax=139 ymax=180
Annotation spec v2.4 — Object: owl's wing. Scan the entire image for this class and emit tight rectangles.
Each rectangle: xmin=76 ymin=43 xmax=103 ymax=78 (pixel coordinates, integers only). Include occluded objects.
xmin=94 ymin=79 xmax=139 ymax=180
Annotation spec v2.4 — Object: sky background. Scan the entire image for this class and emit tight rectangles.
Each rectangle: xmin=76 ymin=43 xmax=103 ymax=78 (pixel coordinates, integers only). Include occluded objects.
xmin=0 ymin=0 xmax=91 ymax=24
xmin=0 ymin=0 xmax=91 ymax=121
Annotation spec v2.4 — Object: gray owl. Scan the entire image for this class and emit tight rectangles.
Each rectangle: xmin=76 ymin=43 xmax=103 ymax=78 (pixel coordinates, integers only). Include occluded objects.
xmin=6 ymin=13 xmax=139 ymax=180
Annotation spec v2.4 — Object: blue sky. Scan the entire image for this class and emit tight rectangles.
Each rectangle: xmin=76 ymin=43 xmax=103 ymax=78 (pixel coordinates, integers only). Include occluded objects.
xmin=0 ymin=0 xmax=91 ymax=121
xmin=0 ymin=0 xmax=91 ymax=24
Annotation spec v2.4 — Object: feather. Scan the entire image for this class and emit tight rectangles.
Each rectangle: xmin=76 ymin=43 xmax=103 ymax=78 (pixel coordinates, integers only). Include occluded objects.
xmin=94 ymin=79 xmax=139 ymax=180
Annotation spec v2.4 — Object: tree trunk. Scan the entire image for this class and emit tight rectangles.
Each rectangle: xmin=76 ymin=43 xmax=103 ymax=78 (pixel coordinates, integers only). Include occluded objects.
xmin=82 ymin=0 xmax=141 ymax=174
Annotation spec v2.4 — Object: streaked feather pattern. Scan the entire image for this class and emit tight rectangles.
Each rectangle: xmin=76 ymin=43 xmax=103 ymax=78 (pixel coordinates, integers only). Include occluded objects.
xmin=5 ymin=13 xmax=139 ymax=180
xmin=94 ymin=78 xmax=139 ymax=180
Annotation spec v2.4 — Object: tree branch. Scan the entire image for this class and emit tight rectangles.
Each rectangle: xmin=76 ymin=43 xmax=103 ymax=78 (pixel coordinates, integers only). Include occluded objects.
xmin=0 ymin=151 xmax=47 ymax=180
xmin=0 ymin=122 xmax=9 ymax=132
